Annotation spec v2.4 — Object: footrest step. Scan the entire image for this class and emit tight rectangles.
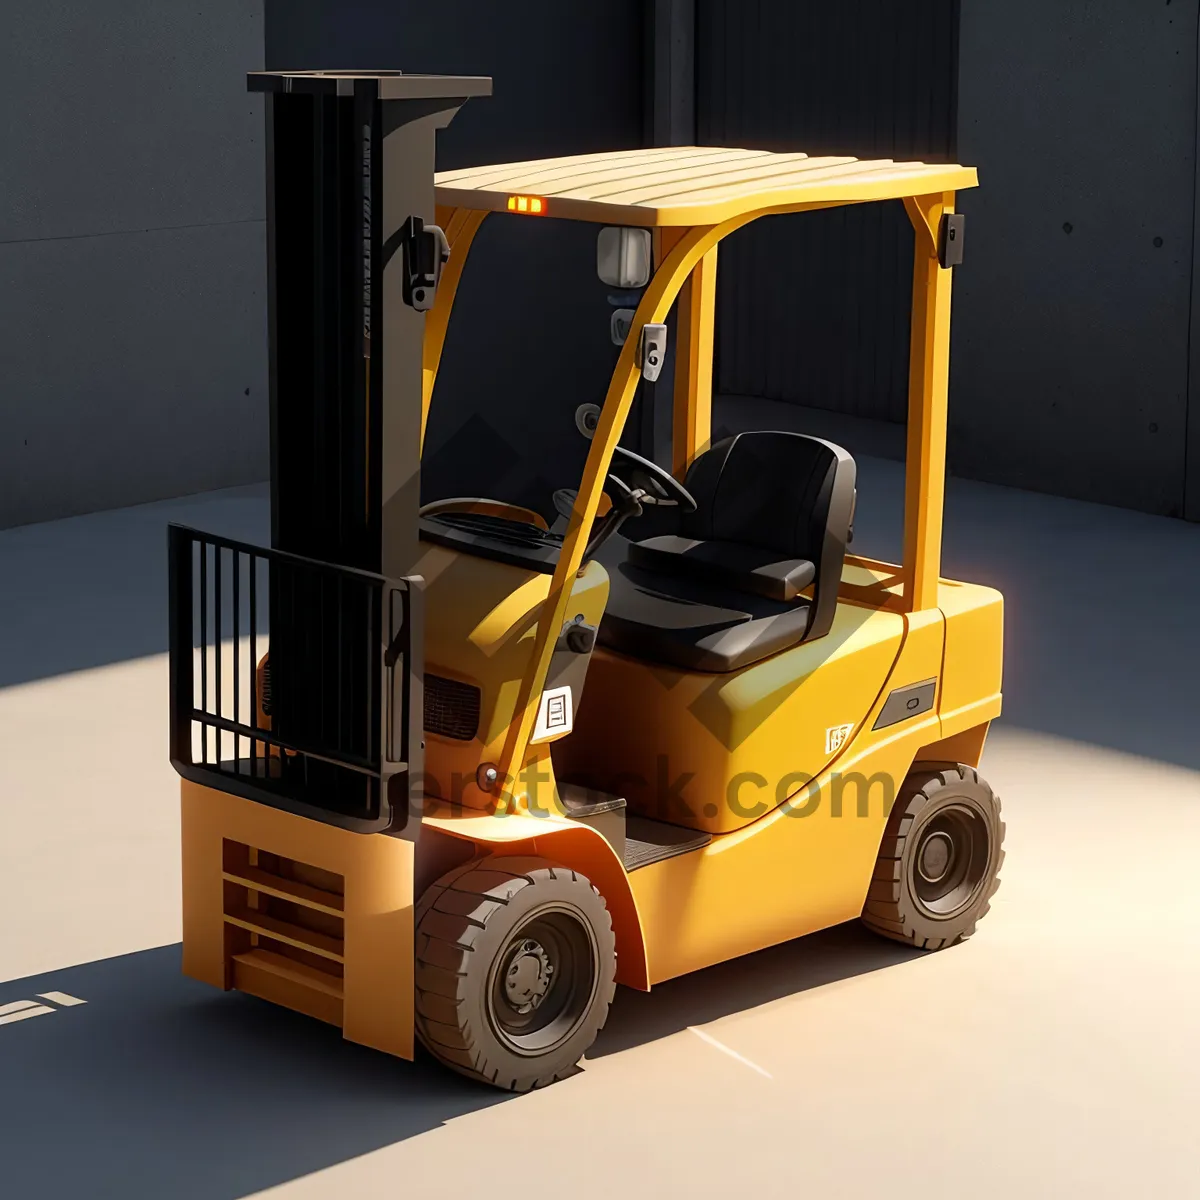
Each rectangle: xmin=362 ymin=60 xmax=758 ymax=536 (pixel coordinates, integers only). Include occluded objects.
xmin=623 ymin=816 xmax=711 ymax=871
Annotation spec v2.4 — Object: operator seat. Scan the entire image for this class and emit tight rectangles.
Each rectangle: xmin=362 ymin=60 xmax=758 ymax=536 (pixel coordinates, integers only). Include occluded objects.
xmin=597 ymin=432 xmax=857 ymax=674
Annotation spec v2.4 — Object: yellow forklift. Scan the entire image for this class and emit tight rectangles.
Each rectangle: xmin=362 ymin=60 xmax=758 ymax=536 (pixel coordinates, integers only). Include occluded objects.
xmin=170 ymin=71 xmax=1004 ymax=1093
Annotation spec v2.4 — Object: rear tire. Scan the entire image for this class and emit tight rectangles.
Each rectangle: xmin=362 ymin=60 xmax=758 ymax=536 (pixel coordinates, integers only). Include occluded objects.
xmin=862 ymin=764 xmax=1004 ymax=950
xmin=414 ymin=855 xmax=616 ymax=1091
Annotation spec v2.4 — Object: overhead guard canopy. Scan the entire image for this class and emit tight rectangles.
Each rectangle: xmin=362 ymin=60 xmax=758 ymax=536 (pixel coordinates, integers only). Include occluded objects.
xmin=435 ymin=145 xmax=978 ymax=227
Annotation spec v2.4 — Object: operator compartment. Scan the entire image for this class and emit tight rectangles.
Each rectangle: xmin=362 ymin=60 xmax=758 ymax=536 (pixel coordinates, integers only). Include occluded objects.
xmin=554 ymin=431 xmax=907 ymax=835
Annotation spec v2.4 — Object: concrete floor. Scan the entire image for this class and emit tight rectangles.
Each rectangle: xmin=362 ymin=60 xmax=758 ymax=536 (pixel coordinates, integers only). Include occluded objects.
xmin=1 ymin=463 xmax=1198 ymax=1199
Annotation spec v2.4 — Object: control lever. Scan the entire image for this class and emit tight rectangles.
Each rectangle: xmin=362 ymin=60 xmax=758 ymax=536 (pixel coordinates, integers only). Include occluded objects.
xmin=549 ymin=488 xmax=576 ymax=536
xmin=582 ymin=474 xmax=645 ymax=564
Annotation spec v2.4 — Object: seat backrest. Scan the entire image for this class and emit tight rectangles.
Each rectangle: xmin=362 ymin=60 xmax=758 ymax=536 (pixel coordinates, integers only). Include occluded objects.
xmin=680 ymin=432 xmax=856 ymax=641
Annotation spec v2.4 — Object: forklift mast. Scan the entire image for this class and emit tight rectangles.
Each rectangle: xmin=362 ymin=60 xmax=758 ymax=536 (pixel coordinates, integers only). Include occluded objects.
xmin=168 ymin=72 xmax=491 ymax=835
xmin=256 ymin=70 xmax=489 ymax=577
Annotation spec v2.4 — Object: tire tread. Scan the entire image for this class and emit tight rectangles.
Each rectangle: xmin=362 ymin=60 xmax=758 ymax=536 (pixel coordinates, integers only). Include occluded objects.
xmin=414 ymin=856 xmax=616 ymax=1092
xmin=861 ymin=762 xmax=1004 ymax=951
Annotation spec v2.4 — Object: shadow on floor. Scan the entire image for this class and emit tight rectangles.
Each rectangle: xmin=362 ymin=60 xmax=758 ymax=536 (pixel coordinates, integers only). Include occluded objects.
xmin=592 ymin=919 xmax=920 ymax=1057
xmin=0 ymin=946 xmax=505 ymax=1199
xmin=0 ymin=925 xmax=917 ymax=1198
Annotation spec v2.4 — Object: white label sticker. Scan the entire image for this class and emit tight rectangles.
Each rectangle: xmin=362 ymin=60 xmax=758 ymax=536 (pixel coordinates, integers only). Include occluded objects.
xmin=824 ymin=723 xmax=854 ymax=755
xmin=531 ymin=686 xmax=574 ymax=743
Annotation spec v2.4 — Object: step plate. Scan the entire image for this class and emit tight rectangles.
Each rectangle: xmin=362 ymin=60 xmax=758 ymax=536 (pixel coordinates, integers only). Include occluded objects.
xmin=623 ymin=816 xmax=711 ymax=871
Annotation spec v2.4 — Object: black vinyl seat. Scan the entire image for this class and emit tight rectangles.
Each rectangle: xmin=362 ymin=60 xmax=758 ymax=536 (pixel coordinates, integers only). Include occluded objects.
xmin=597 ymin=432 xmax=856 ymax=673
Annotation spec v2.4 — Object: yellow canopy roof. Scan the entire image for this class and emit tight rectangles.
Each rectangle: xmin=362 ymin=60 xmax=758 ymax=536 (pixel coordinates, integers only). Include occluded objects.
xmin=435 ymin=146 xmax=978 ymax=227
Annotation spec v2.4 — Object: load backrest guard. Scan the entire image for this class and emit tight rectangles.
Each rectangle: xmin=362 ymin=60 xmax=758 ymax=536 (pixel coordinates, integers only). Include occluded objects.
xmin=168 ymin=524 xmax=424 ymax=833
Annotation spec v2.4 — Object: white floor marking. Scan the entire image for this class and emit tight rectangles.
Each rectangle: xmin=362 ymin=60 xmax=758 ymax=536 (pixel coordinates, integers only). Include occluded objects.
xmin=0 ymin=993 xmax=88 ymax=1027
xmin=38 ymin=992 xmax=87 ymax=1007
xmin=0 ymin=1000 xmax=40 ymax=1018
xmin=688 ymin=1026 xmax=773 ymax=1079
xmin=0 ymin=1003 xmax=55 ymax=1026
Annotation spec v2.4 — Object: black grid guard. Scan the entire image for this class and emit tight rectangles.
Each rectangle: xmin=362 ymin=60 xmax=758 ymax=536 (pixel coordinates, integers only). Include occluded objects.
xmin=167 ymin=523 xmax=423 ymax=834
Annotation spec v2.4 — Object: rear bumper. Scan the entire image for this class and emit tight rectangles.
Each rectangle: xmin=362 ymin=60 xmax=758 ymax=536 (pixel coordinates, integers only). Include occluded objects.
xmin=181 ymin=780 xmax=415 ymax=1059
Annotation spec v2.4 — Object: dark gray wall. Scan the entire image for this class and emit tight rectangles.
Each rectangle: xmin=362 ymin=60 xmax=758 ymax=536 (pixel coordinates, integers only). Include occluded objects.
xmin=13 ymin=2 xmax=1194 ymax=530
xmin=0 ymin=2 xmax=267 ymax=530
xmin=266 ymin=2 xmax=645 ymax=168
xmin=266 ymin=1 xmax=648 ymax=522
xmin=698 ymin=0 xmax=959 ymax=424
xmin=954 ymin=1 xmax=1198 ymax=518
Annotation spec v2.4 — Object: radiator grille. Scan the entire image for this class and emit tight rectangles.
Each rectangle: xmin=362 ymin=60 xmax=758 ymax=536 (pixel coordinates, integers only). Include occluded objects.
xmin=424 ymin=674 xmax=481 ymax=741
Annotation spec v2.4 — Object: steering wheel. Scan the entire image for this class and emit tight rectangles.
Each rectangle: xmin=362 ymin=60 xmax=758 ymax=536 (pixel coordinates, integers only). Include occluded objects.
xmin=552 ymin=447 xmax=696 ymax=524
xmin=557 ymin=445 xmax=696 ymax=565
xmin=608 ymin=445 xmax=697 ymax=512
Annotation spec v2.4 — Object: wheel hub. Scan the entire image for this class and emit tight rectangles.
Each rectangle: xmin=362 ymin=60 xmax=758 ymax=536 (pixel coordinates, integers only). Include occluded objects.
xmin=485 ymin=904 xmax=601 ymax=1057
xmin=503 ymin=939 xmax=554 ymax=1014
xmin=910 ymin=802 xmax=992 ymax=920
xmin=918 ymin=830 xmax=955 ymax=884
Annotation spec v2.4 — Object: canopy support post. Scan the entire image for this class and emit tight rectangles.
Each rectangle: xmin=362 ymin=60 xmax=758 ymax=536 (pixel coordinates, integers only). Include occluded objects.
xmin=902 ymin=191 xmax=955 ymax=612
xmin=672 ymin=243 xmax=718 ymax=478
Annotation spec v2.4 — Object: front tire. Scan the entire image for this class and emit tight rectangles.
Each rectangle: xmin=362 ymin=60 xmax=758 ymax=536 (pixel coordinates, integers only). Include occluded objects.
xmin=863 ymin=764 xmax=1005 ymax=950
xmin=414 ymin=856 xmax=616 ymax=1091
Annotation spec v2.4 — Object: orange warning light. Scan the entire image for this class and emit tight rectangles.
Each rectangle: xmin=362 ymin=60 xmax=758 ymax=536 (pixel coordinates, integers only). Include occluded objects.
xmin=506 ymin=195 xmax=545 ymax=215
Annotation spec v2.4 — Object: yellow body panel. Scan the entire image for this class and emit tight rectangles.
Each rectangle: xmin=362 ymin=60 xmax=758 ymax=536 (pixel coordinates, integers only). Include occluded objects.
xmin=181 ymin=781 xmax=415 ymax=1058
xmin=553 ymin=600 xmax=907 ymax=834
xmin=938 ymin=578 xmax=1005 ymax=735
xmin=426 ymin=577 xmax=999 ymax=988
xmin=415 ymin=541 xmax=609 ymax=808
xmin=629 ymin=729 xmax=928 ymax=985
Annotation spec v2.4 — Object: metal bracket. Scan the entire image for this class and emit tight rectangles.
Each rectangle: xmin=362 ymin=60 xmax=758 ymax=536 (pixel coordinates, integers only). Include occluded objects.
xmin=388 ymin=216 xmax=451 ymax=311
xmin=903 ymin=193 xmax=953 ymax=264
xmin=638 ymin=322 xmax=668 ymax=382
xmin=904 ymin=196 xmax=964 ymax=269
xmin=938 ymin=213 xmax=965 ymax=269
